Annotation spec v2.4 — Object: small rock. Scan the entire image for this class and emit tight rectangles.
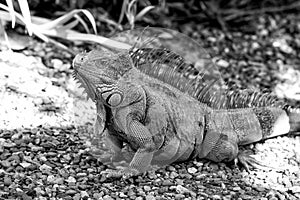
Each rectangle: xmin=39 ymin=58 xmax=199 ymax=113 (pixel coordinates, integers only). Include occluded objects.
xmin=290 ymin=186 xmax=300 ymax=193
xmin=145 ymin=195 xmax=156 ymax=200
xmin=1 ymin=160 xmax=11 ymax=168
xmin=73 ymin=193 xmax=81 ymax=200
xmin=93 ymin=193 xmax=103 ymax=199
xmin=119 ymin=192 xmax=127 ymax=198
xmin=282 ymin=177 xmax=292 ymax=188
xmin=172 ymin=185 xmax=190 ymax=194
xmin=66 ymin=190 xmax=77 ymax=195
xmin=66 ymin=176 xmax=76 ymax=185
xmin=103 ymin=195 xmax=114 ymax=200
xmin=4 ymin=176 xmax=12 ymax=186
xmin=80 ymin=191 xmax=89 ymax=198
xmin=170 ymin=171 xmax=178 ymax=179
xmin=76 ymin=172 xmax=87 ymax=177
xmin=39 ymin=155 xmax=47 ymax=162
xmin=212 ymin=194 xmax=221 ymax=200
xmin=55 ymin=177 xmax=64 ymax=185
xmin=47 ymin=175 xmax=56 ymax=183
xmin=187 ymin=167 xmax=197 ymax=174
xmin=167 ymin=166 xmax=176 ymax=171
xmin=63 ymin=154 xmax=71 ymax=161
xmin=217 ymin=59 xmax=230 ymax=68
xmin=175 ymin=179 xmax=184 ymax=185
xmin=175 ymin=194 xmax=185 ymax=199
xmin=162 ymin=180 xmax=173 ymax=186
xmin=19 ymin=162 xmax=31 ymax=168
xmin=232 ymin=186 xmax=241 ymax=191
xmin=144 ymin=185 xmax=151 ymax=192
xmin=39 ymin=164 xmax=52 ymax=172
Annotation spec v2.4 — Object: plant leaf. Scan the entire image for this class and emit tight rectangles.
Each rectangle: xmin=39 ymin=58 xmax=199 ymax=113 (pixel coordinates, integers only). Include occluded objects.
xmin=38 ymin=9 xmax=97 ymax=34
xmin=5 ymin=0 xmax=15 ymax=28
xmin=118 ymin=0 xmax=128 ymax=24
xmin=135 ymin=6 xmax=155 ymax=21
xmin=17 ymin=0 xmax=33 ymax=35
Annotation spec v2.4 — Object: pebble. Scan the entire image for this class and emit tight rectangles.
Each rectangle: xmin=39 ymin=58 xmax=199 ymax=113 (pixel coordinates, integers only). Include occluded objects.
xmin=66 ymin=190 xmax=77 ymax=195
xmin=19 ymin=162 xmax=31 ymax=168
xmin=66 ymin=176 xmax=76 ymax=185
xmin=216 ymin=59 xmax=229 ymax=68
xmin=170 ymin=171 xmax=178 ymax=178
xmin=145 ymin=195 xmax=156 ymax=200
xmin=76 ymin=172 xmax=87 ymax=177
xmin=187 ymin=167 xmax=197 ymax=174
xmin=55 ymin=177 xmax=64 ymax=185
xmin=141 ymin=185 xmax=150 ymax=192
xmin=162 ymin=180 xmax=173 ymax=186
xmin=290 ymin=186 xmax=300 ymax=193
xmin=211 ymin=194 xmax=221 ymax=199
xmin=175 ymin=194 xmax=185 ymax=199
xmin=1 ymin=160 xmax=11 ymax=168
xmin=4 ymin=176 xmax=12 ymax=186
xmin=39 ymin=164 xmax=52 ymax=172
xmin=73 ymin=193 xmax=80 ymax=200
xmin=232 ymin=186 xmax=241 ymax=191
xmin=93 ymin=193 xmax=103 ymax=199
xmin=47 ymin=175 xmax=56 ymax=183
xmin=171 ymin=185 xmax=190 ymax=194
xmin=103 ymin=195 xmax=114 ymax=200
xmin=119 ymin=192 xmax=127 ymax=198
xmin=80 ymin=191 xmax=89 ymax=198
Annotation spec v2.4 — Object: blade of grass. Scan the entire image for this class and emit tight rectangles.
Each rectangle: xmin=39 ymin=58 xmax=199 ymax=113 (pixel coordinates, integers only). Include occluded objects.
xmin=5 ymin=0 xmax=15 ymax=28
xmin=135 ymin=6 xmax=155 ymax=21
xmin=17 ymin=0 xmax=33 ymax=35
xmin=74 ymin=14 xmax=90 ymax=33
xmin=0 ymin=19 xmax=12 ymax=51
xmin=38 ymin=9 xmax=97 ymax=34
xmin=118 ymin=0 xmax=128 ymax=24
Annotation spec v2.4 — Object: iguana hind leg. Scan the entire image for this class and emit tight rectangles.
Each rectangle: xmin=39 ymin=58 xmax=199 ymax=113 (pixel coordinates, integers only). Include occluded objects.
xmin=202 ymin=132 xmax=239 ymax=163
xmin=201 ymin=132 xmax=283 ymax=172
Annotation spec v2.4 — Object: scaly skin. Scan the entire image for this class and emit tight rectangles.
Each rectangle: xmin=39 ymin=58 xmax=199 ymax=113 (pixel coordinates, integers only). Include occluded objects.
xmin=73 ymin=48 xmax=300 ymax=178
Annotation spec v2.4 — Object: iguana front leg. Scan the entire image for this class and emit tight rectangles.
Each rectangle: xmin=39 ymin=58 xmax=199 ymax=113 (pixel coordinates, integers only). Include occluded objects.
xmin=102 ymin=118 xmax=156 ymax=178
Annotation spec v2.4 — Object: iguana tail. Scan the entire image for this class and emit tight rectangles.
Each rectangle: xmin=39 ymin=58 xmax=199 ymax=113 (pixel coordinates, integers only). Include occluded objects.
xmin=267 ymin=106 xmax=300 ymax=139
xmin=285 ymin=106 xmax=300 ymax=133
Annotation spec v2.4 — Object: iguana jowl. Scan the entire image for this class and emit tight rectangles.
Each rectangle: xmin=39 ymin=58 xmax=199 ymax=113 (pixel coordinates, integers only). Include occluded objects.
xmin=72 ymin=28 xmax=300 ymax=177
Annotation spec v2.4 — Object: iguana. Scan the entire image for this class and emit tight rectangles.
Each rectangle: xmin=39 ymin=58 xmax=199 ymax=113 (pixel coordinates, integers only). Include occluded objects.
xmin=72 ymin=27 xmax=300 ymax=178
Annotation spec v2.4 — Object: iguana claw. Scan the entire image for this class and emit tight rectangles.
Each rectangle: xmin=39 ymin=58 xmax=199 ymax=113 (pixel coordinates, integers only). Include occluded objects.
xmin=235 ymin=150 xmax=284 ymax=172
xmin=235 ymin=150 xmax=262 ymax=172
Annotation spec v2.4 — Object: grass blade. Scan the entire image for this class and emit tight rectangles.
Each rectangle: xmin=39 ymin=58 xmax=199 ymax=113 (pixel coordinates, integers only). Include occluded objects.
xmin=5 ymin=0 xmax=15 ymax=28
xmin=17 ymin=0 xmax=33 ymax=35
xmin=135 ymin=6 xmax=155 ymax=21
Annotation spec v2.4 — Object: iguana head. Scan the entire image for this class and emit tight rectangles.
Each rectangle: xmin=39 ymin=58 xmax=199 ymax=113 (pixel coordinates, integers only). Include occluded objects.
xmin=72 ymin=48 xmax=133 ymax=107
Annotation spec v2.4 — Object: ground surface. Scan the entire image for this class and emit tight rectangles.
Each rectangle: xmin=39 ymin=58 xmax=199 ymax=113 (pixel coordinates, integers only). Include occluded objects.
xmin=0 ymin=12 xmax=300 ymax=200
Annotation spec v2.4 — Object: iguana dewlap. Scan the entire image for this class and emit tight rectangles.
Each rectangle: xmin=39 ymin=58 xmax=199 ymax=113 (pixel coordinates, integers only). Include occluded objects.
xmin=72 ymin=30 xmax=300 ymax=177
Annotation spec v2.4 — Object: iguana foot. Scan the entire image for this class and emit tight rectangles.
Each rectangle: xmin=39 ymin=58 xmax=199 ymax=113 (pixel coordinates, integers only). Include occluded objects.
xmin=100 ymin=167 xmax=140 ymax=179
xmin=235 ymin=150 xmax=266 ymax=172
xmin=235 ymin=150 xmax=284 ymax=172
